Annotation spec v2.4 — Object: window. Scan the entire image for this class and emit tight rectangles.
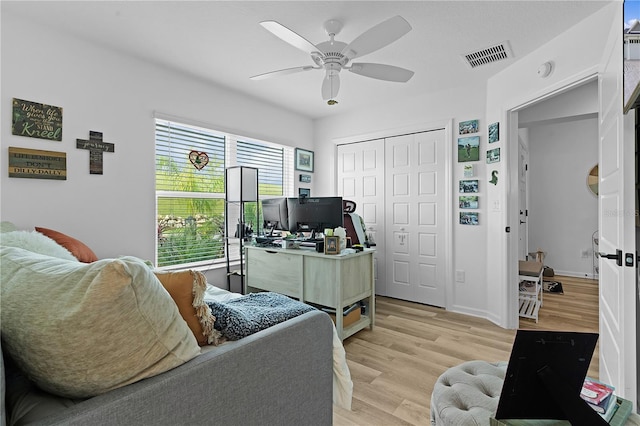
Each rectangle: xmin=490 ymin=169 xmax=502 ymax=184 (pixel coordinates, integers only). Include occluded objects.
xmin=155 ymin=118 xmax=293 ymax=268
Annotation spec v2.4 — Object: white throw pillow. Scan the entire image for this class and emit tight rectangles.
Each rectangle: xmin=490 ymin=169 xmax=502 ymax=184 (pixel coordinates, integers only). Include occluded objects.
xmin=0 ymin=221 xmax=17 ymax=233
xmin=0 ymin=247 xmax=200 ymax=398
xmin=0 ymin=230 xmax=77 ymax=261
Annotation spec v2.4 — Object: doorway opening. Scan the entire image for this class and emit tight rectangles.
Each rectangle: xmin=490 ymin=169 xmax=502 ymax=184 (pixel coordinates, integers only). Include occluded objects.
xmin=507 ymin=76 xmax=599 ymax=329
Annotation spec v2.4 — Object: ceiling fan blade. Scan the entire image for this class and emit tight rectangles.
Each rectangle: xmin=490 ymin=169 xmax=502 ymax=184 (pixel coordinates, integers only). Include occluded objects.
xmin=349 ymin=63 xmax=414 ymax=82
xmin=322 ymin=72 xmax=340 ymax=100
xmin=341 ymin=16 xmax=411 ymax=60
xmin=260 ymin=21 xmax=320 ymax=55
xmin=250 ymin=66 xmax=315 ymax=80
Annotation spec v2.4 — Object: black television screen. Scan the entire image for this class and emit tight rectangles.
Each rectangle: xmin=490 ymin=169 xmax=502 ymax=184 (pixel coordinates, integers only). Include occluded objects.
xmin=261 ymin=197 xmax=288 ymax=233
xmin=495 ymin=330 xmax=603 ymax=424
xmin=287 ymin=196 xmax=343 ymax=234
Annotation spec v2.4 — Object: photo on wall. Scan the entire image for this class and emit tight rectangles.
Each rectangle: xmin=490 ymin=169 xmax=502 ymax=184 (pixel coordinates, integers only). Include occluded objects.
xmin=460 ymin=212 xmax=479 ymax=225
xmin=457 ymin=136 xmax=480 ymax=162
xmin=487 ymin=147 xmax=501 ymax=163
xmin=459 ymin=179 xmax=479 ymax=193
xmin=295 ymin=148 xmax=314 ymax=172
xmin=488 ymin=122 xmax=499 ymax=143
xmin=459 ymin=195 xmax=479 ymax=209
xmin=463 ymin=164 xmax=474 ymax=178
xmin=459 ymin=119 xmax=479 ymax=134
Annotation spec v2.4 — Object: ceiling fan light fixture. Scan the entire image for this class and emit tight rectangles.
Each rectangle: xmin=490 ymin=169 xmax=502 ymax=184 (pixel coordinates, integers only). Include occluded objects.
xmin=254 ymin=16 xmax=414 ymax=102
xmin=323 ymin=19 xmax=343 ymax=37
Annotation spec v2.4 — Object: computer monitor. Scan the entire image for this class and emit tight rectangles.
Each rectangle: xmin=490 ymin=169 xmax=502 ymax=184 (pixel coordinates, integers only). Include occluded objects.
xmin=261 ymin=197 xmax=288 ymax=234
xmin=286 ymin=196 xmax=343 ymax=235
xmin=495 ymin=330 xmax=605 ymax=425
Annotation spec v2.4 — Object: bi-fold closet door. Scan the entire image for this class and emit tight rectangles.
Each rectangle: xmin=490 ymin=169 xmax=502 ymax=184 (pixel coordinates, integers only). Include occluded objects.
xmin=337 ymin=129 xmax=447 ymax=307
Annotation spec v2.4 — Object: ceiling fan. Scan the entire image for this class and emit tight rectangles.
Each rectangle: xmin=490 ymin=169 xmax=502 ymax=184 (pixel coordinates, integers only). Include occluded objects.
xmin=250 ymin=16 xmax=414 ymax=104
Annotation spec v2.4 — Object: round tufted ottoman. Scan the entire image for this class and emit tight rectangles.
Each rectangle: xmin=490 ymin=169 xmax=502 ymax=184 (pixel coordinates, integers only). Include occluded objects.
xmin=430 ymin=360 xmax=508 ymax=426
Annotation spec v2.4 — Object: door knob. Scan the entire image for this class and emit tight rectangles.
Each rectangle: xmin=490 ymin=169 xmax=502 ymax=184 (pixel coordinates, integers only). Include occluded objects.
xmin=597 ymin=249 xmax=623 ymax=266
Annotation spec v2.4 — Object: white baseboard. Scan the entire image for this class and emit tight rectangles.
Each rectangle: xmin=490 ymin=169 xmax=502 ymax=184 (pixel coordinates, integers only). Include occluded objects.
xmin=552 ymin=269 xmax=598 ymax=280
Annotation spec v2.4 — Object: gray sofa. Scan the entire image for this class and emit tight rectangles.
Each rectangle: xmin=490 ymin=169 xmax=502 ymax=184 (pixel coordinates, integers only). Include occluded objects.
xmin=1 ymin=310 xmax=334 ymax=426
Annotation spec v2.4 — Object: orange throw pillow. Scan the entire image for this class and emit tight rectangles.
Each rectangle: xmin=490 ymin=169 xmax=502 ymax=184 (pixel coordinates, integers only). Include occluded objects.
xmin=35 ymin=227 xmax=98 ymax=263
xmin=153 ymin=270 xmax=219 ymax=346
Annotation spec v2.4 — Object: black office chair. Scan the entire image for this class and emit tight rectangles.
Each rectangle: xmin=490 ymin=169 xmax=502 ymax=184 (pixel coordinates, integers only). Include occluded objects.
xmin=342 ymin=200 xmax=367 ymax=246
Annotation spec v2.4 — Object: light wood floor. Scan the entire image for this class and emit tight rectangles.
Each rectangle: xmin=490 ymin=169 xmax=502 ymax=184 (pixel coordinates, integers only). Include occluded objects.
xmin=333 ymin=275 xmax=600 ymax=425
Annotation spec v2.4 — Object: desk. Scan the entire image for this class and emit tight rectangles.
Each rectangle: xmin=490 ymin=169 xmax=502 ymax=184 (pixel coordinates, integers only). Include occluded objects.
xmin=244 ymin=246 xmax=375 ymax=340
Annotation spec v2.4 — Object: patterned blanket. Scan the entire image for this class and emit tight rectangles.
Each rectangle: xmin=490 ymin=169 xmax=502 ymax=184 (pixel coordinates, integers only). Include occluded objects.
xmin=206 ymin=292 xmax=315 ymax=340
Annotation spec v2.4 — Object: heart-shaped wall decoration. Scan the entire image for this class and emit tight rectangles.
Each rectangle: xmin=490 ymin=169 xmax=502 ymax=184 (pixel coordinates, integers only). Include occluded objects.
xmin=188 ymin=151 xmax=209 ymax=170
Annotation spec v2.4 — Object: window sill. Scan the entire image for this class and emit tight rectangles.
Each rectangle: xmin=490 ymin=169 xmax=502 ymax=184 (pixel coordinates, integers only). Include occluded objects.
xmin=156 ymin=260 xmax=227 ymax=272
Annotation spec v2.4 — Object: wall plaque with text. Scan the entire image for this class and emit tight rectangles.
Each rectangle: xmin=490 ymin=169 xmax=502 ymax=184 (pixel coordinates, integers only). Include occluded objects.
xmin=8 ymin=147 xmax=67 ymax=180
xmin=12 ymin=98 xmax=63 ymax=141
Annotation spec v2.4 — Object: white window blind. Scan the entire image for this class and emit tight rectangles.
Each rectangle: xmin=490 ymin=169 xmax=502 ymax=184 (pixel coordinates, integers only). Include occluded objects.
xmin=156 ymin=120 xmax=225 ymax=192
xmin=155 ymin=120 xmax=226 ymax=267
xmin=237 ymin=140 xmax=285 ymax=196
xmin=155 ymin=118 xmax=294 ymax=268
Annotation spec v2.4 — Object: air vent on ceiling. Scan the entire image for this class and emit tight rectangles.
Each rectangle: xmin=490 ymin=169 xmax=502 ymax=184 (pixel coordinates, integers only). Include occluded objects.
xmin=462 ymin=41 xmax=513 ymax=69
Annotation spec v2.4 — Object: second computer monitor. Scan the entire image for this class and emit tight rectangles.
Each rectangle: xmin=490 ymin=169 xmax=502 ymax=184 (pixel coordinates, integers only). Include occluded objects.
xmin=261 ymin=197 xmax=289 ymax=233
xmin=287 ymin=196 xmax=343 ymax=234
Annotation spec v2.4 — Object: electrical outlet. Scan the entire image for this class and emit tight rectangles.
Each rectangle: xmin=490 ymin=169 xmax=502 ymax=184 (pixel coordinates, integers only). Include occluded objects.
xmin=456 ymin=270 xmax=465 ymax=283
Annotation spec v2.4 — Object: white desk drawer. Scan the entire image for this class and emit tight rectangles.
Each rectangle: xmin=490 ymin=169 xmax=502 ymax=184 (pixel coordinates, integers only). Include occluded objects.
xmin=246 ymin=249 xmax=302 ymax=297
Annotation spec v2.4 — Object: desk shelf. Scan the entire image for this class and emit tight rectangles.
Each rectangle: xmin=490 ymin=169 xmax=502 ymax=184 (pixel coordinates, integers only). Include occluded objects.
xmin=518 ymin=261 xmax=544 ymax=323
xmin=342 ymin=315 xmax=371 ymax=340
xmin=518 ymin=293 xmax=541 ymax=321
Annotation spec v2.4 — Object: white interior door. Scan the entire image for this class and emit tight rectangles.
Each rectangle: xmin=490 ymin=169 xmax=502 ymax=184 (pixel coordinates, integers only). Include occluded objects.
xmin=385 ymin=130 xmax=446 ymax=307
xmin=518 ymin=134 xmax=529 ymax=260
xmin=336 ymin=140 xmax=386 ymax=295
xmin=598 ymin=6 xmax=637 ymax=405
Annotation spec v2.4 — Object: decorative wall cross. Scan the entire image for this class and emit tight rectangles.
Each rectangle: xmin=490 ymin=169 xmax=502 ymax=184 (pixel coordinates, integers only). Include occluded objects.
xmin=76 ymin=131 xmax=115 ymax=175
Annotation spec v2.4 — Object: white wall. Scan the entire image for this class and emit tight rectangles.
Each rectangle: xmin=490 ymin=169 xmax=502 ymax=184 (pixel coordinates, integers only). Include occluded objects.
xmin=0 ymin=13 xmax=314 ymax=286
xmin=527 ymin=118 xmax=598 ymax=277
xmin=518 ymin=80 xmax=599 ymax=127
xmin=314 ymin=82 xmax=491 ymax=318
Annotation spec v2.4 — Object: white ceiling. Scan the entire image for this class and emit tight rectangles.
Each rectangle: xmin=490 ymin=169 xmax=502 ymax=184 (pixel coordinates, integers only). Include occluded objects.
xmin=3 ymin=1 xmax=611 ymax=120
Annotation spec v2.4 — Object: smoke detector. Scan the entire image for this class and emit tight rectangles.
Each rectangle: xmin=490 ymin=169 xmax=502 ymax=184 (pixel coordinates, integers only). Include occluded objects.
xmin=537 ymin=61 xmax=554 ymax=78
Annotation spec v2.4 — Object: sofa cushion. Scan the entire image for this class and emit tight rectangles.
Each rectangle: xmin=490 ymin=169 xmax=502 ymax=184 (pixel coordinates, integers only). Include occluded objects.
xmin=0 ymin=246 xmax=200 ymax=399
xmin=3 ymin=350 xmax=80 ymax=426
xmin=34 ymin=226 xmax=98 ymax=262
xmin=154 ymin=270 xmax=221 ymax=346
xmin=0 ymin=230 xmax=77 ymax=261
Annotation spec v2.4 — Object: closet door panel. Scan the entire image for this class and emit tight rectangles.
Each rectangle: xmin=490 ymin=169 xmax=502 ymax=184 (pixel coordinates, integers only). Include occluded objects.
xmin=385 ymin=130 xmax=446 ymax=307
xmin=337 ymin=139 xmax=386 ymax=295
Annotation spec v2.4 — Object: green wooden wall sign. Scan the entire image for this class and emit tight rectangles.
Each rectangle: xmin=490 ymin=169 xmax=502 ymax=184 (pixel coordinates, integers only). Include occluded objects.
xmin=8 ymin=146 xmax=67 ymax=180
xmin=12 ymin=98 xmax=63 ymax=141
